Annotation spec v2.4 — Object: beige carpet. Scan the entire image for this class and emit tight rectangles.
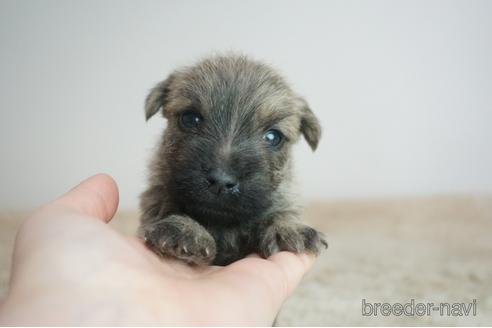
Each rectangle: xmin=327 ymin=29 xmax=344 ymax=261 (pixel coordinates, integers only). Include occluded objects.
xmin=1 ymin=196 xmax=491 ymax=326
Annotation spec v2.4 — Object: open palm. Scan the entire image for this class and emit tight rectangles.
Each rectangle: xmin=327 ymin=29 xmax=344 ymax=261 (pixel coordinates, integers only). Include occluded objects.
xmin=0 ymin=174 xmax=314 ymax=326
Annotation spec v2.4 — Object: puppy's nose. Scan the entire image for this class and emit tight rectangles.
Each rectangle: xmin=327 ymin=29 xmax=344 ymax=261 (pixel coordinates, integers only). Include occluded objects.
xmin=206 ymin=169 xmax=239 ymax=195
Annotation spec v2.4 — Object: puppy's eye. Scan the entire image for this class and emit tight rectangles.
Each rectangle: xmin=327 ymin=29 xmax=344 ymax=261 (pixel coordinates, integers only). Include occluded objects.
xmin=180 ymin=111 xmax=203 ymax=128
xmin=263 ymin=129 xmax=283 ymax=147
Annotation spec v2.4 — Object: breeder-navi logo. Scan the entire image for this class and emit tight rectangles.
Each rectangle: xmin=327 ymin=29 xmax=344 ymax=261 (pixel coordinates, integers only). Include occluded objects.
xmin=362 ymin=299 xmax=477 ymax=317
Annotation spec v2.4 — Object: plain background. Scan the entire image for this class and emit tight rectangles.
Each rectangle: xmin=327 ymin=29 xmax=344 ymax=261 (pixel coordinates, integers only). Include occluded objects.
xmin=0 ymin=0 xmax=491 ymax=210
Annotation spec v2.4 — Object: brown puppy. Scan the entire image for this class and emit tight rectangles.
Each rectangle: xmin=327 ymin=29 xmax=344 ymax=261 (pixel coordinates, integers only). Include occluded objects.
xmin=139 ymin=54 xmax=327 ymax=265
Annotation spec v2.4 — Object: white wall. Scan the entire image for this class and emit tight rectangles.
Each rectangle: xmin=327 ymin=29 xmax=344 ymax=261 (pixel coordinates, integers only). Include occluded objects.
xmin=1 ymin=0 xmax=491 ymax=210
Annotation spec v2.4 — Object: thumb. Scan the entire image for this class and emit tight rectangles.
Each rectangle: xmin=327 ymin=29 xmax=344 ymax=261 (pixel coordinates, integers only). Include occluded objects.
xmin=50 ymin=173 xmax=119 ymax=223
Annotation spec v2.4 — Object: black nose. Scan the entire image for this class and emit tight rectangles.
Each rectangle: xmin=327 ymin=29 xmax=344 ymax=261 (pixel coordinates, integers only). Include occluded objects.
xmin=206 ymin=169 xmax=239 ymax=195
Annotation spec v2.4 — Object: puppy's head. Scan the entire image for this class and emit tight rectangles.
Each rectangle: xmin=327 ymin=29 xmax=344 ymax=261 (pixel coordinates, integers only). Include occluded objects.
xmin=145 ymin=55 xmax=321 ymax=225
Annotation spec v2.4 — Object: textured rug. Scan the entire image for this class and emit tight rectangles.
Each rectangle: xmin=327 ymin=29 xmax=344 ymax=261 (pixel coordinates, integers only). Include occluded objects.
xmin=1 ymin=196 xmax=491 ymax=325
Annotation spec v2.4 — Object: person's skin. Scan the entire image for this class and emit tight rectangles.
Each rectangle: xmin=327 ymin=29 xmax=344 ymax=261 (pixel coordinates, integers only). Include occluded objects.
xmin=0 ymin=174 xmax=315 ymax=326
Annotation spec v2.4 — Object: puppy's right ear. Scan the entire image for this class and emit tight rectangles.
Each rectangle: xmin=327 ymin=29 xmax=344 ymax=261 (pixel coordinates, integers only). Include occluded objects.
xmin=145 ymin=74 xmax=175 ymax=120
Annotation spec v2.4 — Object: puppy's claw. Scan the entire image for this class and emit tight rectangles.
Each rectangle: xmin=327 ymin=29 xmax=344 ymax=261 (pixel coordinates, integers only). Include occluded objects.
xmin=259 ymin=222 xmax=327 ymax=258
xmin=143 ymin=216 xmax=217 ymax=266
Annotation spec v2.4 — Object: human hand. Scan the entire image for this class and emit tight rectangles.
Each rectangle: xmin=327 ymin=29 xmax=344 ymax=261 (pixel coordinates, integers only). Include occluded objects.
xmin=0 ymin=174 xmax=315 ymax=326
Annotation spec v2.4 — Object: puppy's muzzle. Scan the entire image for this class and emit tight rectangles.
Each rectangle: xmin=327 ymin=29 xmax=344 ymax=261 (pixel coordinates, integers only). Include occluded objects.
xmin=206 ymin=168 xmax=239 ymax=195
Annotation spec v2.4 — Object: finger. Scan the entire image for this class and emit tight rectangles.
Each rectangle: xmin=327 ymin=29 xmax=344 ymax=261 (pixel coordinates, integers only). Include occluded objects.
xmin=223 ymin=251 xmax=315 ymax=300
xmin=215 ymin=251 xmax=316 ymax=324
xmin=51 ymin=173 xmax=119 ymax=223
xmin=267 ymin=251 xmax=315 ymax=297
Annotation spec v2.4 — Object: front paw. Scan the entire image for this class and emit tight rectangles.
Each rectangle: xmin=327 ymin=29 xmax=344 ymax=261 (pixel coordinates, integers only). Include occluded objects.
xmin=258 ymin=221 xmax=327 ymax=258
xmin=143 ymin=215 xmax=217 ymax=265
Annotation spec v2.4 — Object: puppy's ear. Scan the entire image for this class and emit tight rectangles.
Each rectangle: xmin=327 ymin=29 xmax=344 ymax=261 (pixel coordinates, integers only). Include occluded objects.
xmin=145 ymin=74 xmax=175 ymax=120
xmin=297 ymin=97 xmax=321 ymax=151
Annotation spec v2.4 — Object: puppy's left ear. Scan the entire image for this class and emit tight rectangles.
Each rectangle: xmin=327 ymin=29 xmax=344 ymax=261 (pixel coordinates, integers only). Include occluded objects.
xmin=297 ymin=97 xmax=321 ymax=151
xmin=145 ymin=74 xmax=175 ymax=121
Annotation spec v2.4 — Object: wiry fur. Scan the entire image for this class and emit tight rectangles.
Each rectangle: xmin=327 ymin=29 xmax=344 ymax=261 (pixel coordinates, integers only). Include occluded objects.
xmin=139 ymin=54 xmax=326 ymax=265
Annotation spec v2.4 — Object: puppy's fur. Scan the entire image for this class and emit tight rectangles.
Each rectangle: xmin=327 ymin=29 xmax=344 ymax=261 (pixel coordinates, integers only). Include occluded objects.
xmin=139 ymin=54 xmax=326 ymax=265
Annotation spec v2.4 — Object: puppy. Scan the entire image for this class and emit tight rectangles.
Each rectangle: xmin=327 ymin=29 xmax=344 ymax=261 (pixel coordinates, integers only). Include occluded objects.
xmin=139 ymin=54 xmax=327 ymax=265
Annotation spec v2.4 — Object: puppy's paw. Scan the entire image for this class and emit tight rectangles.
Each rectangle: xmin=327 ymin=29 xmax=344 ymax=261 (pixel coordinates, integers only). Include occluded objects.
xmin=143 ymin=215 xmax=217 ymax=265
xmin=258 ymin=221 xmax=327 ymax=258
